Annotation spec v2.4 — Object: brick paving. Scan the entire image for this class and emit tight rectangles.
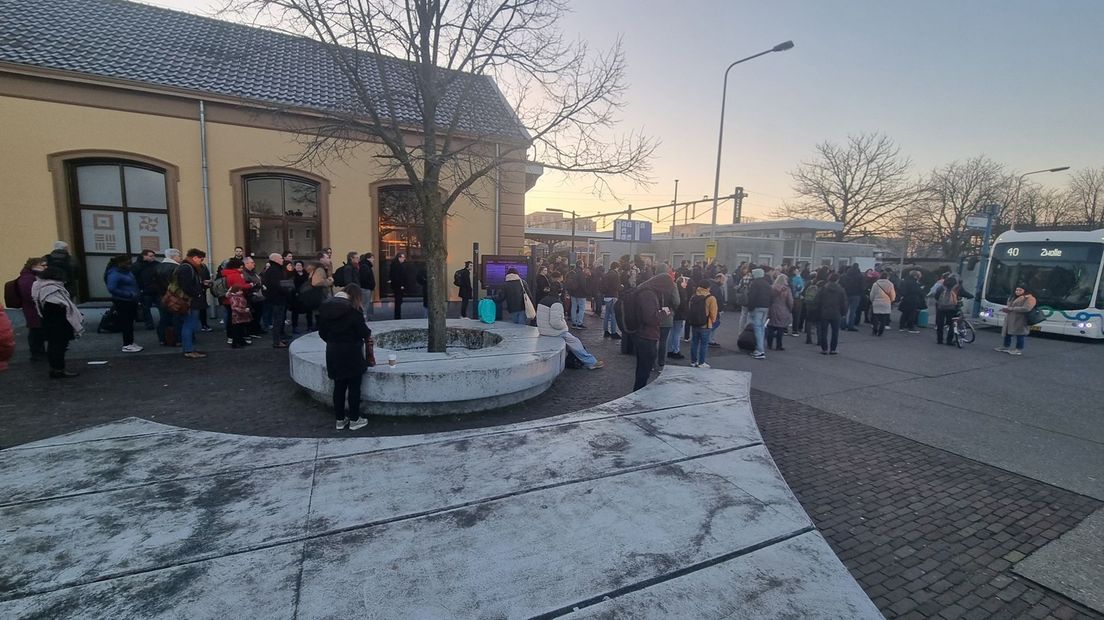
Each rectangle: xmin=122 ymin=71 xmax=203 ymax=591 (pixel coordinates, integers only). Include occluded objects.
xmin=1 ymin=310 xmax=1101 ymax=618
xmin=753 ymin=388 xmax=1103 ymax=620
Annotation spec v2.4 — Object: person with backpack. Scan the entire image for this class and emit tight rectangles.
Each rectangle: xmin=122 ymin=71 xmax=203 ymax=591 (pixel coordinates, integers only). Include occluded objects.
xmin=802 ymin=276 xmax=822 ymax=345
xmin=105 ymin=254 xmax=143 ymax=353
xmin=630 ymin=274 xmax=669 ymax=389
xmin=31 ymin=266 xmax=84 ymax=378
xmin=454 ymin=261 xmax=473 ymax=318
xmin=536 ymin=272 xmax=603 ymax=370
xmin=131 ymin=249 xmax=159 ymax=330
xmin=996 ymin=285 xmax=1037 ymax=356
xmin=333 ymin=251 xmax=361 ymax=291
xmin=687 ymin=277 xmax=719 ymax=368
xmin=931 ymin=275 xmax=973 ymax=345
xmin=868 ymin=271 xmax=896 ymax=337
xmin=9 ymin=257 xmax=47 ymax=361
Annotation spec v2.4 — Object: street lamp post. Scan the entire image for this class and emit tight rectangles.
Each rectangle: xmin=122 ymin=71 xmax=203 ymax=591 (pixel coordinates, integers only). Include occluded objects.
xmin=548 ymin=208 xmax=577 ymax=264
xmin=710 ymin=40 xmax=794 ymax=240
xmin=1009 ymin=166 xmax=1070 ymax=230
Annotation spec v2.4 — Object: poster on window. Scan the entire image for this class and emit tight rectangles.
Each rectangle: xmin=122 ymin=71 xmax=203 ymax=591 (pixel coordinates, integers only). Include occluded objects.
xmin=128 ymin=212 xmax=170 ymax=253
xmin=80 ymin=210 xmax=127 ymax=254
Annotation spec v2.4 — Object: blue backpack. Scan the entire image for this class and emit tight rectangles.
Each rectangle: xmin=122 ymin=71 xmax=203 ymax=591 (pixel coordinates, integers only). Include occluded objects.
xmin=478 ymin=298 xmax=497 ymax=324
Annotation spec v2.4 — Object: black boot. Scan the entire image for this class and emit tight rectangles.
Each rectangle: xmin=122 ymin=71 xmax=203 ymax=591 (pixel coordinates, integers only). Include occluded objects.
xmin=50 ymin=369 xmax=79 ymax=379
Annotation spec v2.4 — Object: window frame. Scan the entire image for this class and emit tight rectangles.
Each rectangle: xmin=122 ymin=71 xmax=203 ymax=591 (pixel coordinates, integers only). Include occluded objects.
xmin=242 ymin=174 xmax=322 ymax=258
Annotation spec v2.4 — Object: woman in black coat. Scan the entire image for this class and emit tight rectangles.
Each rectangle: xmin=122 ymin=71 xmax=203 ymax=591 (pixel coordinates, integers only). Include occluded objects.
xmin=896 ymin=270 xmax=925 ymax=333
xmin=317 ymin=283 xmax=372 ymax=431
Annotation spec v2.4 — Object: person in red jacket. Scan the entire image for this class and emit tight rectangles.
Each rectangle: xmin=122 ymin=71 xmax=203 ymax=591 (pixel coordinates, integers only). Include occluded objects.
xmin=0 ymin=301 xmax=14 ymax=371
xmin=220 ymin=258 xmax=253 ymax=344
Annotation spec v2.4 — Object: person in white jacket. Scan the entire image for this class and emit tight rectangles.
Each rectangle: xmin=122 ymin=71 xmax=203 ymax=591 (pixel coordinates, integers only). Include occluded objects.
xmin=868 ymin=271 xmax=896 ymax=337
xmin=536 ymin=274 xmax=604 ymax=369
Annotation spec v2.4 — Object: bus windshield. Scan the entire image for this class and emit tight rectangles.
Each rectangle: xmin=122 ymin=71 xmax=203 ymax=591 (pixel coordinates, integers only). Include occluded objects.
xmin=986 ymin=242 xmax=1103 ymax=311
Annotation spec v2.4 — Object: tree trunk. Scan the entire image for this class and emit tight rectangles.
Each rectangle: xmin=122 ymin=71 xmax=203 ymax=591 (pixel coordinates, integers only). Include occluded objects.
xmin=423 ymin=191 xmax=449 ymax=353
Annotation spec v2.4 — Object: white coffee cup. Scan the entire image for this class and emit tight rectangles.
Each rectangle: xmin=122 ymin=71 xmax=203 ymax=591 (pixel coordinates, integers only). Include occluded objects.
xmin=387 ymin=354 xmax=398 ymax=367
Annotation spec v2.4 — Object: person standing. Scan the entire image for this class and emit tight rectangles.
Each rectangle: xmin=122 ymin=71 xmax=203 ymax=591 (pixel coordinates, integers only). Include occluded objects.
xmin=565 ymin=262 xmax=589 ymax=328
xmin=654 ymin=269 xmax=678 ymax=370
xmin=868 ymin=271 xmax=896 ymax=336
xmin=501 ymin=268 xmax=527 ymax=324
xmin=389 ymin=252 xmax=407 ymax=320
xmin=708 ymin=272 xmax=726 ymax=347
xmin=767 ymin=274 xmax=793 ymax=351
xmin=217 ymin=246 xmax=246 ymax=277
xmin=455 ymin=261 xmax=474 ymax=318
xmin=31 ymin=266 xmax=84 ymax=378
xmin=747 ymin=268 xmax=772 ymax=360
xmin=802 ymin=276 xmax=822 ymax=345
xmin=333 ymin=251 xmax=361 ymax=292
xmin=105 ymin=254 xmax=143 ymax=353
xmin=45 ymin=241 xmax=79 ymax=300
xmin=816 ymin=273 xmax=848 ymax=355
xmin=317 ymin=283 xmax=371 ymax=431
xmin=996 ymin=286 xmax=1037 ymax=356
xmin=263 ymin=253 xmax=290 ymax=348
xmin=932 ymin=275 xmax=972 ymax=345
xmin=897 ymin=270 xmax=925 ymax=334
xmin=132 ymin=249 xmax=159 ymax=329
xmin=290 ymin=261 xmax=314 ymax=333
xmin=687 ymin=279 xmax=718 ymax=368
xmin=221 ymin=258 xmax=251 ymax=344
xmin=840 ymin=264 xmax=864 ymax=331
xmin=0 ymin=299 xmax=12 ymax=372
xmin=601 ymin=261 xmax=622 ymax=339
xmin=174 ymin=249 xmax=208 ymax=359
xmin=667 ymin=275 xmax=690 ymax=360
xmin=242 ymin=256 xmax=265 ymax=337
xmin=735 ymin=263 xmax=754 ymax=332
xmin=154 ymin=249 xmax=184 ymax=346
xmin=358 ymin=252 xmax=376 ymax=317
xmin=15 ymin=257 xmax=47 ymax=361
xmin=631 ymin=274 xmax=667 ymax=390
xmin=789 ymin=267 xmax=805 ymax=336
xmin=226 ymin=285 xmax=252 ymax=348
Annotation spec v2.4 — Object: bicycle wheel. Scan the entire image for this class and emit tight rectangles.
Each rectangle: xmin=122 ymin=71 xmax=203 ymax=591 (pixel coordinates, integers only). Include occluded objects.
xmin=959 ymin=321 xmax=976 ymax=344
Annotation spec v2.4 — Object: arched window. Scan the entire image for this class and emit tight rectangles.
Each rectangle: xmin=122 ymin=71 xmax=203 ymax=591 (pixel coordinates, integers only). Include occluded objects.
xmin=67 ymin=160 xmax=171 ymax=300
xmin=378 ymin=185 xmax=426 ymax=298
xmin=244 ymin=175 xmax=320 ymax=257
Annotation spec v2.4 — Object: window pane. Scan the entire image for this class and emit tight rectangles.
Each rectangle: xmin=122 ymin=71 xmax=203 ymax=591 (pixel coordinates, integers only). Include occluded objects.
xmin=80 ymin=209 xmax=127 ymax=254
xmin=123 ymin=166 xmax=167 ymax=210
xmin=286 ymin=220 xmax=318 ymax=256
xmin=248 ymin=217 xmax=285 ymax=257
xmin=379 ymin=185 xmax=423 ymax=226
xmin=83 ymin=255 xmax=114 ymax=299
xmin=285 ymin=180 xmax=318 ymax=217
xmin=128 ymin=212 xmax=171 ymax=253
xmin=246 ymin=178 xmax=283 ymax=215
xmin=76 ymin=165 xmax=123 ymax=207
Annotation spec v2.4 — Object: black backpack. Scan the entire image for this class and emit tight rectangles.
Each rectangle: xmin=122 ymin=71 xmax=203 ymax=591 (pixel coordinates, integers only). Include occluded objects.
xmin=453 ymin=269 xmax=464 ymax=287
xmin=615 ymin=287 xmax=643 ymax=334
xmin=688 ymin=294 xmax=712 ymax=327
xmin=564 ymin=349 xmax=586 ymax=369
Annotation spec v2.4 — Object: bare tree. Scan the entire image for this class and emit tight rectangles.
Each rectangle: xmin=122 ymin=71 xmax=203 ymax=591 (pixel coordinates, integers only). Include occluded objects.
xmin=915 ymin=156 xmax=1009 ymax=261
xmin=774 ymin=133 xmax=914 ymax=241
xmin=1007 ymin=183 xmax=1072 ymax=229
xmin=1068 ymin=167 xmax=1104 ymax=228
xmin=222 ymin=0 xmax=655 ymax=351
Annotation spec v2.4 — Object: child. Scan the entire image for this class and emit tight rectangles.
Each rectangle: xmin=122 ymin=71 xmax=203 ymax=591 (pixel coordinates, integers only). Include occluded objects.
xmin=227 ymin=285 xmax=252 ymax=348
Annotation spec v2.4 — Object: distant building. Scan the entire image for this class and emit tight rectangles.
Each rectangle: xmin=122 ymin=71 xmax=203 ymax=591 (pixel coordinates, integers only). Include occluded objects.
xmin=525 ymin=211 xmax=597 ymax=232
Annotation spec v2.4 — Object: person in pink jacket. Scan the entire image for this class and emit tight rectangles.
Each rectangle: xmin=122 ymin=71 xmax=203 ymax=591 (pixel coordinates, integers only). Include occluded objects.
xmin=0 ymin=302 xmax=14 ymax=371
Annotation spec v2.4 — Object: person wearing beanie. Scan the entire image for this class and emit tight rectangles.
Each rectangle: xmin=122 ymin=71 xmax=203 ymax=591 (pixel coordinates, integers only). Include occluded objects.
xmin=45 ymin=240 xmax=79 ymax=300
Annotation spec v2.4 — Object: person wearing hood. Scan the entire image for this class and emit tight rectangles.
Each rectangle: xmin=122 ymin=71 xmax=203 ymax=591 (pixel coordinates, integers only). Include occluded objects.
xmin=317 ymin=283 xmax=371 ymax=431
xmin=536 ymin=272 xmax=603 ymax=370
xmin=31 ymin=266 xmax=84 ymax=378
xmin=767 ymin=274 xmax=793 ymax=351
xmin=746 ymin=268 xmax=772 ymax=360
xmin=868 ymin=271 xmax=896 ymax=336
xmin=632 ymin=273 xmax=671 ymax=389
xmin=897 ymin=270 xmax=925 ymax=333
xmin=105 ymin=254 xmax=143 ymax=353
xmin=687 ymin=279 xmax=719 ymax=368
xmin=45 ymin=241 xmax=79 ymax=300
xmin=389 ymin=252 xmax=407 ymax=320
xmin=815 ymin=272 xmax=849 ymax=355
xmin=16 ymin=257 xmax=48 ymax=361
xmin=501 ymin=268 xmax=529 ymax=324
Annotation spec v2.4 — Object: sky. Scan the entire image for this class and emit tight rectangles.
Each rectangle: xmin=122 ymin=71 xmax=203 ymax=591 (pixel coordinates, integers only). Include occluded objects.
xmin=147 ymin=0 xmax=1104 ymax=231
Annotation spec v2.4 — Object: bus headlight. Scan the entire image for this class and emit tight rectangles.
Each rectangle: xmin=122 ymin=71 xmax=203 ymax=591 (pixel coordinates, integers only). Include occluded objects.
xmin=981 ymin=308 xmax=994 ymax=318
xmin=1076 ymin=321 xmax=1093 ymax=329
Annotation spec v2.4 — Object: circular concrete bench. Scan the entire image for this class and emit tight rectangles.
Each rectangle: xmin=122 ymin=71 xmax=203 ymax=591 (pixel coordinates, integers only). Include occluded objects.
xmin=288 ymin=319 xmax=565 ymax=416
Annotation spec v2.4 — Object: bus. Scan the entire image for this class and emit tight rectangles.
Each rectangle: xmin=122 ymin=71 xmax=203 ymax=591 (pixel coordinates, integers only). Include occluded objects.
xmin=977 ymin=229 xmax=1104 ymax=339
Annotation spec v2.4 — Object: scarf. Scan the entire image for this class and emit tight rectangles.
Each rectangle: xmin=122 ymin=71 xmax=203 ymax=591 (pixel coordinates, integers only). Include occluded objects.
xmin=31 ymin=279 xmax=85 ymax=337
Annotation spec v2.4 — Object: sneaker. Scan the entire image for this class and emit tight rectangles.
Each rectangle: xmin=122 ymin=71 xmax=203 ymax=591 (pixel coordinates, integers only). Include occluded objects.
xmin=708 ymin=342 xmax=720 ymax=347
xmin=335 ymin=418 xmax=349 ymax=430
xmin=1007 ymin=349 xmax=1022 ymax=356
xmin=690 ymin=362 xmax=699 ymax=367
xmin=587 ymin=360 xmax=605 ymax=369
xmin=789 ymin=332 xmax=800 ymax=337
xmin=829 ymin=351 xmax=839 ymax=355
xmin=908 ymin=329 xmax=920 ymax=334
xmin=200 ymin=326 xmax=214 ymax=332
xmin=226 ymin=338 xmax=233 ymax=345
xmin=699 ymin=362 xmax=711 ymax=368
xmin=994 ymin=346 xmax=1009 ymax=352
xmin=183 ymin=351 xmax=208 ymax=359
xmin=610 ymin=332 xmax=622 ymax=340
xmin=348 ymin=417 xmax=369 ymax=431
xmin=121 ymin=344 xmax=144 ymax=353
xmin=751 ymin=352 xmax=765 ymax=360
xmin=899 ymin=328 xmax=907 ymax=332
xmin=244 ymin=337 xmax=253 ymax=345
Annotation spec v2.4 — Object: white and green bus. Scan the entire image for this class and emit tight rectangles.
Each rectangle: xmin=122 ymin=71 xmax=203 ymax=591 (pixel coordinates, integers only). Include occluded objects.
xmin=977 ymin=229 xmax=1104 ymax=338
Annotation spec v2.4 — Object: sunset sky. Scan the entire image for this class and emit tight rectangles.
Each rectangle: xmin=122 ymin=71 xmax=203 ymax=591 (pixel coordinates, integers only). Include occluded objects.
xmin=150 ymin=0 xmax=1104 ymax=231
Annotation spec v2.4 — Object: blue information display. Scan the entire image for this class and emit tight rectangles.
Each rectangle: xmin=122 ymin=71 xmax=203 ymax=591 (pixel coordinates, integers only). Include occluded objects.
xmin=613 ymin=219 xmax=652 ymax=242
xmin=481 ymin=256 xmax=531 ymax=289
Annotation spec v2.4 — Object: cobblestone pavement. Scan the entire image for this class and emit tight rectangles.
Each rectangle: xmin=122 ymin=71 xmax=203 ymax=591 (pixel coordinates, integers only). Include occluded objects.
xmin=1 ymin=309 xmax=1101 ymax=619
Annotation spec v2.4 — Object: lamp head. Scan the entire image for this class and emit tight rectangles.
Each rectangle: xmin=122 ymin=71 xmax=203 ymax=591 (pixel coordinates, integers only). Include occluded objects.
xmin=1049 ymin=166 xmax=1070 ymax=173
xmin=772 ymin=40 xmax=795 ymax=52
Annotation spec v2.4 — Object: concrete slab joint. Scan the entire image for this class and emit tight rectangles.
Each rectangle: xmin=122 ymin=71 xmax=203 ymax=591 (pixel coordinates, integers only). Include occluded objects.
xmin=0 ymin=367 xmax=880 ymax=618
xmin=288 ymin=319 xmax=566 ymax=416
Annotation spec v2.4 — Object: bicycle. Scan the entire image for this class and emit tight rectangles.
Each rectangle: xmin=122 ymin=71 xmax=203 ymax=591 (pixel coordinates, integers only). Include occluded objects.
xmin=949 ymin=312 xmax=976 ymax=348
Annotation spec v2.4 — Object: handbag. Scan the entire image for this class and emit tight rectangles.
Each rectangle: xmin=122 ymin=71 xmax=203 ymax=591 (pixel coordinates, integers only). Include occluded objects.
xmin=523 ymin=292 xmax=537 ymax=320
xmin=161 ymin=272 xmax=191 ymax=315
xmin=365 ymin=336 xmax=376 ymax=367
xmin=298 ymin=282 xmax=325 ymax=310
xmin=1025 ymin=305 xmax=1045 ymax=326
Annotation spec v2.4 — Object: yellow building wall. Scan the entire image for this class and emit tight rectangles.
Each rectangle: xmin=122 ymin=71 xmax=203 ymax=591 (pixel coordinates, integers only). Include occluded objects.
xmin=0 ymin=94 xmax=521 ymax=300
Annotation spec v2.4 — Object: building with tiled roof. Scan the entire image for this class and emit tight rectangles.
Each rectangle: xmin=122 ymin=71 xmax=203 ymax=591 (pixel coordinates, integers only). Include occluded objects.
xmin=0 ymin=0 xmax=535 ymax=303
